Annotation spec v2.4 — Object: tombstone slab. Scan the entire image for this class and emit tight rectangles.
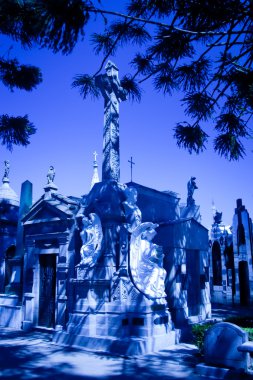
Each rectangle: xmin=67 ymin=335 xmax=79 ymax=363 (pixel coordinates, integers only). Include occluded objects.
xmin=204 ymin=322 xmax=248 ymax=370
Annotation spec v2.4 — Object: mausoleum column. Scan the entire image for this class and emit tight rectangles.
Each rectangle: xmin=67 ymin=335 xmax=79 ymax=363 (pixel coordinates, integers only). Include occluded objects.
xmin=22 ymin=237 xmax=36 ymax=331
xmin=95 ymin=61 xmax=127 ymax=182
xmin=55 ymin=234 xmax=69 ymax=330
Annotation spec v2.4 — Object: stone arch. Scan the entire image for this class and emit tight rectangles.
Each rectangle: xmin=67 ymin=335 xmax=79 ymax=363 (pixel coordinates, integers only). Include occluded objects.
xmin=212 ymin=241 xmax=222 ymax=286
xmin=5 ymin=244 xmax=16 ymax=259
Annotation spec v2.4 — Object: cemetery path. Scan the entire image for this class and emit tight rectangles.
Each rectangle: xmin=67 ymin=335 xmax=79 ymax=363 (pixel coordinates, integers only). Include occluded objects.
xmin=0 ymin=329 xmax=252 ymax=380
xmin=0 ymin=304 xmax=253 ymax=380
xmin=0 ymin=329 xmax=202 ymax=380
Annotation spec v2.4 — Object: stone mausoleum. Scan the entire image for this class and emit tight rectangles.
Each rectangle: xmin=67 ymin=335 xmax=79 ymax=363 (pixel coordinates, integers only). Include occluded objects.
xmin=0 ymin=61 xmax=211 ymax=355
xmin=209 ymin=200 xmax=253 ymax=306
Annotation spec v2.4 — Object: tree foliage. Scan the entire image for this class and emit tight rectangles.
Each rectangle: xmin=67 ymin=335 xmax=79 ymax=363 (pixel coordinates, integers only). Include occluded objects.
xmin=72 ymin=0 xmax=253 ymax=160
xmin=1 ymin=0 xmax=253 ymax=159
xmin=0 ymin=114 xmax=36 ymax=151
xmin=0 ymin=0 xmax=90 ymax=150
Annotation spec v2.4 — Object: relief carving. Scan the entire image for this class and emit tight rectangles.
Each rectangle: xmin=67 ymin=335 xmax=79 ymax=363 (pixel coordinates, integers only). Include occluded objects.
xmin=123 ymin=186 xmax=142 ymax=233
xmin=79 ymin=213 xmax=103 ymax=267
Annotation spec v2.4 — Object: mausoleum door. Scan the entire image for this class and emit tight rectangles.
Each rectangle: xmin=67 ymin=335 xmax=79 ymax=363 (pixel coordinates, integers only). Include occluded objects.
xmin=38 ymin=254 xmax=56 ymax=328
xmin=186 ymin=250 xmax=200 ymax=316
xmin=239 ymin=260 xmax=250 ymax=306
xmin=212 ymin=241 xmax=222 ymax=286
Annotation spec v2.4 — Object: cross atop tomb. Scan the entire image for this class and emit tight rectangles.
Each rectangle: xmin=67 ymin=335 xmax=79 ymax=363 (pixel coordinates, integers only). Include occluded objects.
xmin=128 ymin=156 xmax=135 ymax=182
xmin=91 ymin=151 xmax=100 ymax=189
xmin=95 ymin=61 xmax=127 ymax=182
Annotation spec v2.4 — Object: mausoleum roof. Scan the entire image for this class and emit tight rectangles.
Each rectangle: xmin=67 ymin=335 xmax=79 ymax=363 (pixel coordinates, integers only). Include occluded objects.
xmin=23 ymin=191 xmax=80 ymax=225
xmin=0 ymin=178 xmax=19 ymax=207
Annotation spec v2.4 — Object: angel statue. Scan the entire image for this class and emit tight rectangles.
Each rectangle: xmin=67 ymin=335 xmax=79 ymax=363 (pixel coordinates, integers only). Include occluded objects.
xmin=80 ymin=213 xmax=103 ymax=267
xmin=47 ymin=165 xmax=55 ymax=184
xmin=122 ymin=186 xmax=142 ymax=232
xmin=130 ymin=222 xmax=166 ymax=299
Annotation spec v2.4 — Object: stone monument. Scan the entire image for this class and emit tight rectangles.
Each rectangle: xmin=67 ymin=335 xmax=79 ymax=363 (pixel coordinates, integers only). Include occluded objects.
xmin=95 ymin=60 xmax=127 ymax=182
xmin=53 ymin=61 xmax=175 ymax=354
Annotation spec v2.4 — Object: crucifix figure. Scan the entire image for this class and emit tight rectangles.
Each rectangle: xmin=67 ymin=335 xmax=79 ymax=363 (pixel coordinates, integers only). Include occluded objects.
xmin=95 ymin=61 xmax=127 ymax=182
xmin=128 ymin=156 xmax=135 ymax=182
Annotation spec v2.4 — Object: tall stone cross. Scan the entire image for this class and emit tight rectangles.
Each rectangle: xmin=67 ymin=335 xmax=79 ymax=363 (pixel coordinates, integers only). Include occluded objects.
xmin=95 ymin=61 xmax=127 ymax=182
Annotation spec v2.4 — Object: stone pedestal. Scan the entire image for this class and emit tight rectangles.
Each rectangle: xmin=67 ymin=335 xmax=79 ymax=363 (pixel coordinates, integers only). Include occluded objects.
xmin=53 ymin=181 xmax=176 ymax=355
xmin=54 ymin=277 xmax=175 ymax=355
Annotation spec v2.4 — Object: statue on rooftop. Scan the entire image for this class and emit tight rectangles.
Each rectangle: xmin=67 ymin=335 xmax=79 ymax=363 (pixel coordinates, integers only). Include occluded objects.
xmin=214 ymin=211 xmax=222 ymax=224
xmin=3 ymin=160 xmax=10 ymax=181
xmin=187 ymin=176 xmax=198 ymax=206
xmin=47 ymin=165 xmax=55 ymax=184
xmin=79 ymin=213 xmax=103 ymax=267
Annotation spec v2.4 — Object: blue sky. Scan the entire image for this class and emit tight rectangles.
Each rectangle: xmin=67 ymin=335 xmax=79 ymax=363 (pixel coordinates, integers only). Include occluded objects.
xmin=0 ymin=14 xmax=252 ymax=230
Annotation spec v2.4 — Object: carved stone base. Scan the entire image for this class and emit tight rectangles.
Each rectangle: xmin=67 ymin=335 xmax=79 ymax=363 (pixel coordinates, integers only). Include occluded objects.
xmin=59 ymin=267 xmax=175 ymax=355
xmin=53 ymin=308 xmax=175 ymax=355
xmin=53 ymin=331 xmax=176 ymax=356
xmin=0 ymin=294 xmax=22 ymax=329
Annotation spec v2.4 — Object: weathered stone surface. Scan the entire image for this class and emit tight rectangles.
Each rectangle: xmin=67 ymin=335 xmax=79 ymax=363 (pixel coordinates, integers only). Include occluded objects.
xmin=95 ymin=61 xmax=127 ymax=182
xmin=204 ymin=322 xmax=248 ymax=370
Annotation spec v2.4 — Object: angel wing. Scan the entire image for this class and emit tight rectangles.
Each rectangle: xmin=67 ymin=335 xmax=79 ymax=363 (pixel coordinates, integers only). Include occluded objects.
xmin=129 ymin=222 xmax=166 ymax=299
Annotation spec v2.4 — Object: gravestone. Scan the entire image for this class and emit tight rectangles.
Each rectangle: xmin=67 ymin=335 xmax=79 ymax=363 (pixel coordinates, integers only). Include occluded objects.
xmin=204 ymin=322 xmax=248 ymax=370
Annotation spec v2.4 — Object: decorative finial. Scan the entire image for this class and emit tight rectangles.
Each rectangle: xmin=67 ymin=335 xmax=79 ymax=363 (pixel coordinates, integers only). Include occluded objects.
xmin=47 ymin=165 xmax=55 ymax=184
xmin=105 ymin=60 xmax=119 ymax=73
xmin=91 ymin=152 xmax=100 ymax=189
xmin=2 ymin=160 xmax=10 ymax=183
xmin=93 ymin=151 xmax=98 ymax=163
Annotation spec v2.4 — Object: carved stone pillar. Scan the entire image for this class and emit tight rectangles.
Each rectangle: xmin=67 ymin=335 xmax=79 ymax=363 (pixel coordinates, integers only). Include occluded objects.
xmin=22 ymin=238 xmax=36 ymax=331
xmin=55 ymin=235 xmax=69 ymax=330
xmin=95 ymin=61 xmax=127 ymax=182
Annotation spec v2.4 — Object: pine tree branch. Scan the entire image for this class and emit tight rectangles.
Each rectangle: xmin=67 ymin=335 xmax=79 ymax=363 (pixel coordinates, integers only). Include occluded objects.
xmin=93 ymin=7 xmax=157 ymax=79
xmin=87 ymin=6 xmax=173 ymax=28
xmin=210 ymin=19 xmax=245 ymax=99
xmin=164 ymin=27 xmax=252 ymax=38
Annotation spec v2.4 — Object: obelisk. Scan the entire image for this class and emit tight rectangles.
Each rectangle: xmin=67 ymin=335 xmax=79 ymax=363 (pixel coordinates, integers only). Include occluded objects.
xmin=95 ymin=61 xmax=127 ymax=182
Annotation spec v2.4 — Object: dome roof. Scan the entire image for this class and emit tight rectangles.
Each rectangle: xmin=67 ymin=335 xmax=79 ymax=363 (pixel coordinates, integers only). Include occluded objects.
xmin=0 ymin=178 xmax=19 ymax=206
